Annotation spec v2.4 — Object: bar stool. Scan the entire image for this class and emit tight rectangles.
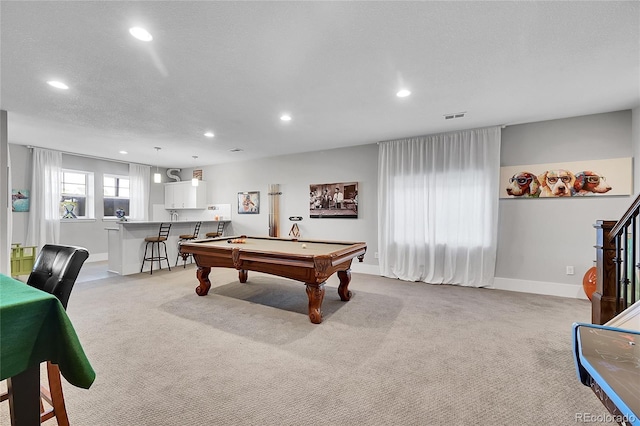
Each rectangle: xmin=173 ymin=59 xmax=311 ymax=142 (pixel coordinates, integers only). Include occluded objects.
xmin=206 ymin=221 xmax=226 ymax=238
xmin=140 ymin=223 xmax=172 ymax=274
xmin=176 ymin=221 xmax=201 ymax=267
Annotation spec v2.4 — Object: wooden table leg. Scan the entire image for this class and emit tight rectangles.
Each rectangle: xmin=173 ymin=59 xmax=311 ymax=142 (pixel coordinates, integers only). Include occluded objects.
xmin=195 ymin=266 xmax=212 ymax=296
xmin=238 ymin=270 xmax=248 ymax=283
xmin=7 ymin=365 xmax=41 ymax=426
xmin=306 ymin=282 xmax=325 ymax=324
xmin=337 ymin=269 xmax=352 ymax=301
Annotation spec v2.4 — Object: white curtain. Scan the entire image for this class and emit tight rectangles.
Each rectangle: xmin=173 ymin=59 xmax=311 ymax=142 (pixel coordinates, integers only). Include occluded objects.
xmin=378 ymin=126 xmax=501 ymax=287
xmin=26 ymin=148 xmax=62 ymax=248
xmin=129 ymin=163 xmax=150 ymax=220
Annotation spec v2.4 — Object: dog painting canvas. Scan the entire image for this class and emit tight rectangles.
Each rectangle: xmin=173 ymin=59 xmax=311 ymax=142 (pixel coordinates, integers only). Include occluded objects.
xmin=500 ymin=158 xmax=631 ymax=199
xmin=538 ymin=169 xmax=575 ymax=197
xmin=505 ymin=172 xmax=541 ymax=197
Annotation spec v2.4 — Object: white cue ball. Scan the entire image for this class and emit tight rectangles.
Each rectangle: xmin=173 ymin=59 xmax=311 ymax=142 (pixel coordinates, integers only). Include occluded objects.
xmin=302 ymin=244 xmax=307 ymax=249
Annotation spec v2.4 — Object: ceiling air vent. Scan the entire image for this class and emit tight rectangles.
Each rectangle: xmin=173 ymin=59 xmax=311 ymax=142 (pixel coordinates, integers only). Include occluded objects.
xmin=444 ymin=112 xmax=466 ymax=120
xmin=229 ymin=148 xmax=244 ymax=153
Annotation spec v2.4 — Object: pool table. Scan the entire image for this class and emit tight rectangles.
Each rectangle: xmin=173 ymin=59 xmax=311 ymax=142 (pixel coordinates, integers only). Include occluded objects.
xmin=178 ymin=236 xmax=367 ymax=324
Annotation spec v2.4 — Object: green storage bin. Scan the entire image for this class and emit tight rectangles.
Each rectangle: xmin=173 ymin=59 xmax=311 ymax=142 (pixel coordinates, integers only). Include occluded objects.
xmin=11 ymin=244 xmax=37 ymax=277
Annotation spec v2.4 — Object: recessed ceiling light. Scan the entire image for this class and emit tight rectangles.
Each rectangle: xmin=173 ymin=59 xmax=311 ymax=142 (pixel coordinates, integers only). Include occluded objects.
xmin=396 ymin=89 xmax=411 ymax=98
xmin=119 ymin=151 xmax=128 ymax=154
xmin=47 ymin=81 xmax=69 ymax=90
xmin=280 ymin=114 xmax=292 ymax=122
xmin=204 ymin=132 xmax=214 ymax=138
xmin=129 ymin=27 xmax=153 ymax=42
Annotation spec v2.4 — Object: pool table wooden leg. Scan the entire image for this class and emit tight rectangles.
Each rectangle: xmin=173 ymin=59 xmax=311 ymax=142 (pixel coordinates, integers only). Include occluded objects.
xmin=238 ymin=270 xmax=248 ymax=283
xmin=195 ymin=266 xmax=212 ymax=296
xmin=337 ymin=269 xmax=352 ymax=301
xmin=305 ymin=282 xmax=325 ymax=324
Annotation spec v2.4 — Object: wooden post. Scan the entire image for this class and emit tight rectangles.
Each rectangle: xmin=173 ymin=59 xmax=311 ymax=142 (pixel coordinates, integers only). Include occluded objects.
xmin=593 ymin=220 xmax=618 ymax=325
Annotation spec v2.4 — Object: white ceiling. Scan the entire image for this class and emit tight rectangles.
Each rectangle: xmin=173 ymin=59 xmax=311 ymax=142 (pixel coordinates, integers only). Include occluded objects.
xmin=1 ymin=1 xmax=639 ymax=168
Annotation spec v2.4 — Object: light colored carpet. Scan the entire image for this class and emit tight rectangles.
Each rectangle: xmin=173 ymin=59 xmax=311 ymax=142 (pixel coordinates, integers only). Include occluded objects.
xmin=2 ymin=265 xmax=614 ymax=425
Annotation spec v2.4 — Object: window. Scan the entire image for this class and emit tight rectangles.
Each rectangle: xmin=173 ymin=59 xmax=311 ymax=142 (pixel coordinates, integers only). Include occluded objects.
xmin=103 ymin=174 xmax=130 ymax=218
xmin=391 ymin=169 xmax=493 ymax=248
xmin=60 ymin=169 xmax=94 ymax=219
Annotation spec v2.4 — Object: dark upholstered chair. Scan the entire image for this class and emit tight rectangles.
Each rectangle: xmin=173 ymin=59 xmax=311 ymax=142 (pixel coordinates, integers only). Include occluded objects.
xmin=176 ymin=221 xmax=201 ymax=267
xmin=1 ymin=244 xmax=90 ymax=426
xmin=205 ymin=221 xmax=226 ymax=238
xmin=27 ymin=244 xmax=90 ymax=309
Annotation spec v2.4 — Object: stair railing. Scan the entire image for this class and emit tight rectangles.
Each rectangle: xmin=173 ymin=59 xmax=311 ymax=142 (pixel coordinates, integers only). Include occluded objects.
xmin=593 ymin=193 xmax=640 ymax=324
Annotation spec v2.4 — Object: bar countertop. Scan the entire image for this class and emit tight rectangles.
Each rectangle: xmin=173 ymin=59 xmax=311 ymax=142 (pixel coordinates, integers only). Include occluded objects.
xmin=116 ymin=220 xmax=228 ymax=225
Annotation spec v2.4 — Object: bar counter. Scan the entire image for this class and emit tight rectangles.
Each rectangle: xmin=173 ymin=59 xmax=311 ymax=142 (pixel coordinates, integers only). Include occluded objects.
xmin=105 ymin=220 xmax=229 ymax=275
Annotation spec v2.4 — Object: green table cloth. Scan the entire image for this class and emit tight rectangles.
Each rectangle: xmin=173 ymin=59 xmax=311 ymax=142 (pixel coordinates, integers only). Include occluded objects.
xmin=0 ymin=274 xmax=95 ymax=388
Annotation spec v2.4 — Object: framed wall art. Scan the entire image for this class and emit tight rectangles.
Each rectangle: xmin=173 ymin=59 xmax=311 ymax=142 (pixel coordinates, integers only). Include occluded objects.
xmin=12 ymin=189 xmax=30 ymax=212
xmin=310 ymin=182 xmax=358 ymax=218
xmin=500 ymin=157 xmax=632 ymax=199
xmin=238 ymin=191 xmax=259 ymax=214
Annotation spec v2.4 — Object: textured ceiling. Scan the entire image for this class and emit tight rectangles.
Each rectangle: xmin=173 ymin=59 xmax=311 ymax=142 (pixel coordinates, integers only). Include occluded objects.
xmin=1 ymin=1 xmax=639 ymax=168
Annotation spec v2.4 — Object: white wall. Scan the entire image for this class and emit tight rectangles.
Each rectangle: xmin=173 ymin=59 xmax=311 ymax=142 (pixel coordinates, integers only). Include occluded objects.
xmin=495 ymin=110 xmax=633 ymax=297
xmin=182 ymin=143 xmax=380 ymax=270
xmin=7 ymin=143 xmax=29 ymax=252
xmin=1 ymin=110 xmax=10 ymax=274
xmin=9 ymin=109 xmax=637 ymax=297
xmin=9 ymin=144 xmax=165 ymax=260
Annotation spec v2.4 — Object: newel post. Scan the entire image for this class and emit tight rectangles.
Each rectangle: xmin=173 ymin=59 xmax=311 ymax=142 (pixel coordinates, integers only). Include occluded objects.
xmin=593 ymin=220 xmax=617 ymax=325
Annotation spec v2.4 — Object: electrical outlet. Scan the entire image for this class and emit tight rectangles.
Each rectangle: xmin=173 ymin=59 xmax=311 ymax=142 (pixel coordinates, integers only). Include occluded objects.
xmin=566 ymin=266 xmax=574 ymax=275
xmin=374 ymin=252 xmax=379 ymax=259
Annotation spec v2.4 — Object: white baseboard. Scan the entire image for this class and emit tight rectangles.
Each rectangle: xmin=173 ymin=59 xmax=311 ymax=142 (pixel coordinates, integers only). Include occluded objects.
xmin=87 ymin=252 xmax=108 ymax=263
xmin=352 ymin=262 xmax=381 ymax=276
xmin=348 ymin=265 xmax=589 ymax=300
xmin=82 ymin=255 xmax=586 ymax=300
xmin=491 ymin=276 xmax=589 ymax=300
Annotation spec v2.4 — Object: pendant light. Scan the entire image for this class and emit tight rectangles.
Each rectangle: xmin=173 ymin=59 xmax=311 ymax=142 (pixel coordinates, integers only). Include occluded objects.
xmin=153 ymin=147 xmax=162 ymax=183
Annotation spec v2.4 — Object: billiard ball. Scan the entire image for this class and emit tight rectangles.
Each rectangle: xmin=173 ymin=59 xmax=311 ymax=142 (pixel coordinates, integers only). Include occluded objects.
xmin=302 ymin=244 xmax=307 ymax=249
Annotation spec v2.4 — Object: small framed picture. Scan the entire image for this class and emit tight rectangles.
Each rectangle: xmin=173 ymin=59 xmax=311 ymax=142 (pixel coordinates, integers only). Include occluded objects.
xmin=238 ymin=191 xmax=259 ymax=214
xmin=12 ymin=189 xmax=30 ymax=212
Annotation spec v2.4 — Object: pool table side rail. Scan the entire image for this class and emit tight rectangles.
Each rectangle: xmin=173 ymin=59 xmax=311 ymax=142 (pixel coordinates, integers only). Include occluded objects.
xmin=193 ymin=235 xmax=367 ymax=246
xmin=179 ymin=238 xmax=366 ymax=284
xmin=180 ymin=236 xmax=367 ymax=261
